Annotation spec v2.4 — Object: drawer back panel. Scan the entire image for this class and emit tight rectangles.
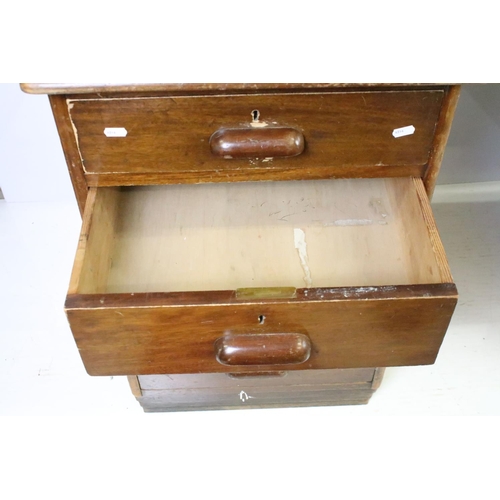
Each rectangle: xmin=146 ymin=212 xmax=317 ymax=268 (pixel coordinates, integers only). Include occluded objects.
xmin=67 ymin=90 xmax=444 ymax=186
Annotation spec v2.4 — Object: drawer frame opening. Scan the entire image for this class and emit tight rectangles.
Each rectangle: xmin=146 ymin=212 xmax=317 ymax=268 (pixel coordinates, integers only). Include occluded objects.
xmin=69 ymin=177 xmax=453 ymax=295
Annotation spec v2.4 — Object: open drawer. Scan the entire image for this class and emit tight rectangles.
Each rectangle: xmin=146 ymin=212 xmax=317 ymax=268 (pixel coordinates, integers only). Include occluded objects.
xmin=65 ymin=177 xmax=457 ymax=376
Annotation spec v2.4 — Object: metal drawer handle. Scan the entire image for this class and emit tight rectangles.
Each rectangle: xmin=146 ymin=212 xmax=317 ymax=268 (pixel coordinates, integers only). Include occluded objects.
xmin=214 ymin=333 xmax=311 ymax=366
xmin=209 ymin=127 xmax=305 ymax=158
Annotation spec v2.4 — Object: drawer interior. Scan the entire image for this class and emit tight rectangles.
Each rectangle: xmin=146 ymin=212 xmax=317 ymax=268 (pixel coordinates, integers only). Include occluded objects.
xmin=70 ymin=177 xmax=452 ymax=295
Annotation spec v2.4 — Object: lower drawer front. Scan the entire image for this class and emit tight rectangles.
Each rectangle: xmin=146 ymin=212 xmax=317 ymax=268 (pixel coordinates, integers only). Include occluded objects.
xmin=66 ymin=177 xmax=457 ymax=376
xmin=135 ymin=368 xmax=379 ymax=412
xmin=67 ymin=287 xmax=456 ymax=375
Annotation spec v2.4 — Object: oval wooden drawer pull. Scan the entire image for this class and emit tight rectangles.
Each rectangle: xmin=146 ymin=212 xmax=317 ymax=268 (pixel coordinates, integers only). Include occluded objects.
xmin=214 ymin=333 xmax=311 ymax=366
xmin=209 ymin=127 xmax=305 ymax=158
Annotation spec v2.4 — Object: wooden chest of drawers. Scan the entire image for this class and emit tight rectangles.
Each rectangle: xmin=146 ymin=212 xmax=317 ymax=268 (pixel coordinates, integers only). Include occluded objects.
xmin=22 ymin=83 xmax=460 ymax=412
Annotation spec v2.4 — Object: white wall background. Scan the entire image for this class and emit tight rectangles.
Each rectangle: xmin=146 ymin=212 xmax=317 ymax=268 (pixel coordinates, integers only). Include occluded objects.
xmin=439 ymin=84 xmax=500 ymax=184
xmin=1 ymin=83 xmax=499 ymax=202
xmin=0 ymin=84 xmax=74 ymax=203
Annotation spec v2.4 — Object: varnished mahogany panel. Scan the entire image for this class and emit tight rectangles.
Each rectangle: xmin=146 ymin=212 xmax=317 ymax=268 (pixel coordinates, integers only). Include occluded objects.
xmin=65 ymin=177 xmax=457 ymax=377
xmin=138 ymin=388 xmax=375 ymax=412
xmin=68 ymin=91 xmax=444 ymax=183
xmin=21 ymin=83 xmax=461 ymax=411
xmin=84 ymin=164 xmax=426 ymax=188
xmin=65 ymin=284 xmax=457 ymax=376
xmin=214 ymin=333 xmax=311 ymax=366
xmin=138 ymin=368 xmax=378 ymax=389
xmin=137 ymin=386 xmax=375 ymax=411
xmin=424 ymin=86 xmax=461 ymax=197
xmin=21 ymin=83 xmax=448 ymax=95
xmin=49 ymin=95 xmax=88 ymax=214
xmin=209 ymin=127 xmax=305 ymax=158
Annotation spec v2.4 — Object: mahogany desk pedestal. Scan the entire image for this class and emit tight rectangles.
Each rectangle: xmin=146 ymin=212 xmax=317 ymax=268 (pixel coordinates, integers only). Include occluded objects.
xmin=22 ymin=83 xmax=459 ymax=412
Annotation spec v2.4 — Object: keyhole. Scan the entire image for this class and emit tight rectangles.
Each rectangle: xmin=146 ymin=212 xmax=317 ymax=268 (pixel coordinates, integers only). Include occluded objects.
xmin=258 ymin=315 xmax=266 ymax=324
xmin=252 ymin=109 xmax=260 ymax=122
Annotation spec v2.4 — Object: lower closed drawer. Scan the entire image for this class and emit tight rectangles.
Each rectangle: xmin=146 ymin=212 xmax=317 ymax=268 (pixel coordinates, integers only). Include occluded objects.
xmin=134 ymin=368 xmax=382 ymax=412
xmin=65 ymin=177 xmax=457 ymax=375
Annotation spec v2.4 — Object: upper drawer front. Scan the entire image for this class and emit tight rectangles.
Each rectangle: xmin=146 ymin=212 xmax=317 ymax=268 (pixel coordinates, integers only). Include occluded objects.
xmin=68 ymin=90 xmax=444 ymax=185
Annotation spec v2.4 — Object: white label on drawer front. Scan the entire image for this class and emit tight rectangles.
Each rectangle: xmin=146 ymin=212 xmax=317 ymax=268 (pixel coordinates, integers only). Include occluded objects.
xmin=392 ymin=125 xmax=415 ymax=138
xmin=294 ymin=228 xmax=313 ymax=288
xmin=104 ymin=127 xmax=128 ymax=137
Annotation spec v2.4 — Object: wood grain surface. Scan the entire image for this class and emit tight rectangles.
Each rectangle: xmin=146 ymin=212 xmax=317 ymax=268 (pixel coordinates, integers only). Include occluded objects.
xmin=67 ymin=91 xmax=444 ymax=184
xmin=23 ymin=82 xmax=461 ymax=410
xmin=137 ymin=368 xmax=377 ymax=389
xmin=135 ymin=367 xmax=380 ymax=411
xmin=65 ymin=176 xmax=457 ymax=376
xmin=49 ymin=95 xmax=88 ymax=213
xmin=71 ymin=178 xmax=450 ymax=295
xmin=137 ymin=387 xmax=375 ymax=412
xmin=21 ymin=83 xmax=449 ymax=95
xmin=209 ymin=127 xmax=305 ymax=158
xmin=424 ymin=86 xmax=461 ymax=196
xmin=65 ymin=283 xmax=457 ymax=375
xmin=214 ymin=333 xmax=312 ymax=366
xmin=127 ymin=375 xmax=142 ymax=397
xmin=83 ymin=164 xmax=427 ymax=188
xmin=68 ymin=187 xmax=120 ymax=294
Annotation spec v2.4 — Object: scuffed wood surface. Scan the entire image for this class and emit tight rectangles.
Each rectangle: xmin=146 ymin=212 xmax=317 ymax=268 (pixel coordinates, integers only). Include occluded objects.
xmin=38 ymin=85 xmax=457 ymax=195
xmin=21 ymin=83 xmax=449 ymax=95
xmin=127 ymin=376 xmax=142 ymax=397
xmin=84 ymin=164 xmax=426 ymax=188
xmin=413 ymin=178 xmax=454 ymax=283
xmin=68 ymin=187 xmax=120 ymax=294
xmin=67 ymin=91 xmax=444 ymax=184
xmin=371 ymin=367 xmax=386 ymax=390
xmin=138 ymin=368 xmax=376 ymax=389
xmin=65 ymin=177 xmax=457 ymax=376
xmin=66 ymin=284 xmax=457 ymax=375
xmin=135 ymin=368 xmax=381 ymax=411
xmin=209 ymin=126 xmax=305 ymax=158
xmin=49 ymin=95 xmax=88 ymax=214
xmin=424 ymin=86 xmax=461 ymax=197
xmin=137 ymin=384 xmax=375 ymax=411
xmin=73 ymin=179 xmax=448 ymax=294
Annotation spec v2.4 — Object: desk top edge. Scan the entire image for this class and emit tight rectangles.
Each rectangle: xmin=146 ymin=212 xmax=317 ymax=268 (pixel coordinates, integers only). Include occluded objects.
xmin=20 ymin=83 xmax=455 ymax=95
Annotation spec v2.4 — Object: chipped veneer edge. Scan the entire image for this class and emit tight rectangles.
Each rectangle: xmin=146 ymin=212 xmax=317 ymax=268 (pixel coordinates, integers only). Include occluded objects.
xmin=30 ymin=88 xmax=445 ymax=99
xmin=127 ymin=376 xmax=143 ymax=397
xmin=250 ymin=120 xmax=269 ymax=128
xmin=66 ymin=99 xmax=86 ymax=173
xmin=293 ymin=228 xmax=313 ymax=288
xmin=64 ymin=292 xmax=457 ymax=311
xmin=371 ymin=368 xmax=386 ymax=390
xmin=424 ymin=86 xmax=461 ymax=197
